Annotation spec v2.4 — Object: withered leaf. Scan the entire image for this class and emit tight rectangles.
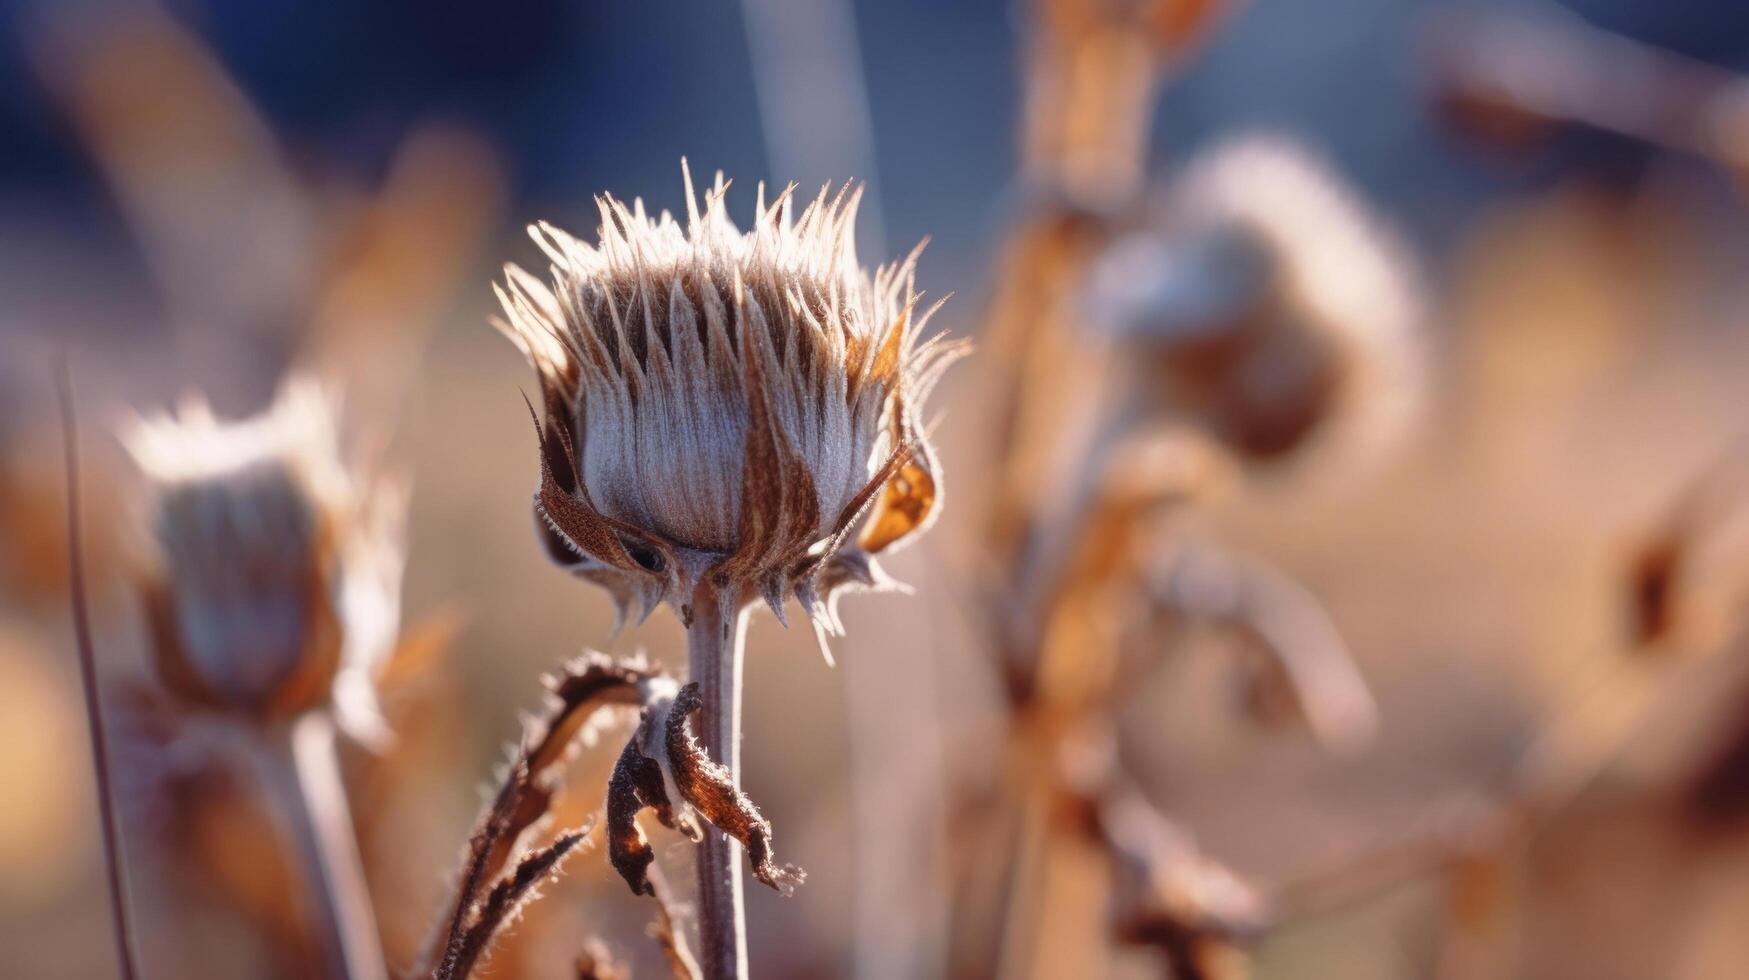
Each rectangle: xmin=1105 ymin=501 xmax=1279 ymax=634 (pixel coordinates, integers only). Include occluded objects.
xmin=664 ymin=683 xmax=805 ymax=894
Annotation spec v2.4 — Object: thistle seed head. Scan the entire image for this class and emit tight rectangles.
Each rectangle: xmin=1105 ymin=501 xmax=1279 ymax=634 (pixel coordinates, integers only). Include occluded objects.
xmin=1084 ymin=135 xmax=1422 ymax=470
xmin=497 ymin=164 xmax=963 ymax=629
xmin=123 ymin=379 xmax=404 ymax=741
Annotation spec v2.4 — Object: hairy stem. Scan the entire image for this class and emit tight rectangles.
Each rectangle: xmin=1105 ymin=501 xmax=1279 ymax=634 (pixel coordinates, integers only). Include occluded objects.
xmin=255 ymin=713 xmax=388 ymax=980
xmin=687 ymin=585 xmax=750 ymax=980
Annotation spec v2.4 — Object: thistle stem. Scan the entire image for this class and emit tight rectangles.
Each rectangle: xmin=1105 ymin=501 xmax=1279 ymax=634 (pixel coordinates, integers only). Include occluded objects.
xmin=254 ymin=713 xmax=388 ymax=980
xmin=687 ymin=585 xmax=751 ymax=980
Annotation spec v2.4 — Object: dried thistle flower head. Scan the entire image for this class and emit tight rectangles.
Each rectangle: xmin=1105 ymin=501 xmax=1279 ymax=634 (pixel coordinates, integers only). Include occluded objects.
xmin=1083 ymin=134 xmax=1422 ymax=470
xmin=123 ymin=379 xmax=405 ymax=742
xmin=497 ymin=165 xmax=963 ymax=631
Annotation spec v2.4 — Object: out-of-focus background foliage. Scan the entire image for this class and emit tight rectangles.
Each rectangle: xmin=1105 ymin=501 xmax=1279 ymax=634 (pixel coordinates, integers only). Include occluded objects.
xmin=8 ymin=1 xmax=1749 ymax=978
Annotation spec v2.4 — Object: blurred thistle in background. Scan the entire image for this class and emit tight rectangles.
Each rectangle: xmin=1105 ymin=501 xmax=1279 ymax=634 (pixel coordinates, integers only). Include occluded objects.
xmin=125 ymin=380 xmax=405 ymax=741
xmin=1082 ymin=135 xmax=1423 ymax=473
xmin=122 ymin=379 xmax=405 ymax=980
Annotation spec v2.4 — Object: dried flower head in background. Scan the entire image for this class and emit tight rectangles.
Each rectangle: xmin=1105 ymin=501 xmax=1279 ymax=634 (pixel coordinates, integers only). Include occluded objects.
xmin=1083 ymin=134 xmax=1422 ymax=469
xmin=124 ymin=379 xmax=405 ymax=743
xmin=496 ymin=165 xmax=963 ymax=633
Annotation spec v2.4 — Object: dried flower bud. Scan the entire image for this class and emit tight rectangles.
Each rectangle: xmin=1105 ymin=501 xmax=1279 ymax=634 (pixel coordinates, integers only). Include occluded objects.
xmin=496 ymin=165 xmax=963 ymax=630
xmin=1083 ymin=135 xmax=1422 ymax=471
xmin=123 ymin=379 xmax=404 ymax=742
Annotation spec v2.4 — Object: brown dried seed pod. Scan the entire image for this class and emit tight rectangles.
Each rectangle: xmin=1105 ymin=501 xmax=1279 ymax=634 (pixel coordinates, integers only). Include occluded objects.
xmin=496 ymin=165 xmax=964 ymax=634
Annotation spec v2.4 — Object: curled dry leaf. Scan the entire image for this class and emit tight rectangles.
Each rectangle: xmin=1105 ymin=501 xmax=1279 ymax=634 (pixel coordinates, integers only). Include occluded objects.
xmin=606 ymin=696 xmax=700 ymax=896
xmin=664 ymin=683 xmax=806 ymax=894
xmin=606 ymin=680 xmax=803 ymax=897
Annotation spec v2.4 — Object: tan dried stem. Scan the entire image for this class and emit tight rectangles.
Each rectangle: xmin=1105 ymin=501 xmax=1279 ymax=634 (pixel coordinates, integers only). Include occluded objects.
xmin=988 ymin=0 xmax=1234 ymax=546
xmin=967 ymin=6 xmax=1277 ymax=974
xmin=1023 ymin=0 xmax=1231 ymax=199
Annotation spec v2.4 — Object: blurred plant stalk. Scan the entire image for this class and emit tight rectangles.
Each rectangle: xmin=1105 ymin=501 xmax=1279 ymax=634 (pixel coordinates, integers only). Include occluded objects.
xmin=966 ymin=1 xmax=1244 ymax=976
xmin=253 ymin=714 xmax=387 ymax=980
xmin=1431 ymin=7 xmax=1749 ymax=183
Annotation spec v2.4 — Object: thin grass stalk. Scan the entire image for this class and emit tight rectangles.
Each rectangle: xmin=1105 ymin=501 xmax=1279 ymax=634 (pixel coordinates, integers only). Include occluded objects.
xmin=254 ymin=713 xmax=387 ymax=980
xmin=57 ymin=358 xmax=143 ymax=980
xmin=687 ymin=584 xmax=751 ymax=980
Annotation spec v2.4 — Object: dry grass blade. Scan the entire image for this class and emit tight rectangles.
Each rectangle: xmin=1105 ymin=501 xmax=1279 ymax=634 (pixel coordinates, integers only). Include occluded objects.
xmin=58 ymin=357 xmax=143 ymax=980
xmin=434 ymin=758 xmax=526 ymax=979
xmin=420 ymin=652 xmax=656 ymax=975
xmin=444 ymin=826 xmax=591 ymax=980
